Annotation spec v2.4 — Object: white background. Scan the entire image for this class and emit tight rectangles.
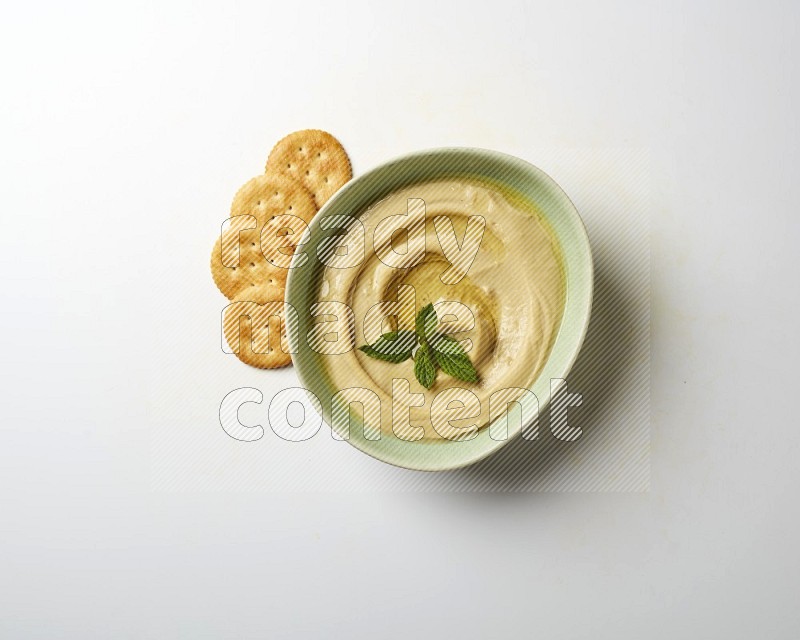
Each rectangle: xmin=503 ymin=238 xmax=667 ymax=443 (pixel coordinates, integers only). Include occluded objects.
xmin=2 ymin=0 xmax=798 ymax=637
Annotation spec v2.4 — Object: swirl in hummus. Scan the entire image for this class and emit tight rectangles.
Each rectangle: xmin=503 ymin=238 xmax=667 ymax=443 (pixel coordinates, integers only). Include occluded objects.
xmin=314 ymin=177 xmax=565 ymax=441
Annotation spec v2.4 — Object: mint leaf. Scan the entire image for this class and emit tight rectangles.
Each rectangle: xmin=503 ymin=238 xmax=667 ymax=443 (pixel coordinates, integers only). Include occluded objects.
xmin=414 ymin=344 xmax=436 ymax=389
xmin=415 ymin=303 xmax=437 ymax=340
xmin=430 ymin=333 xmax=468 ymax=357
xmin=358 ymin=330 xmax=417 ymax=363
xmin=436 ymin=351 xmax=478 ymax=383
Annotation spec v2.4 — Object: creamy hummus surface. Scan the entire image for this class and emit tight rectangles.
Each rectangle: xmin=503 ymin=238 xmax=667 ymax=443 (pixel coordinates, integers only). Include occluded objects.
xmin=316 ymin=178 xmax=566 ymax=441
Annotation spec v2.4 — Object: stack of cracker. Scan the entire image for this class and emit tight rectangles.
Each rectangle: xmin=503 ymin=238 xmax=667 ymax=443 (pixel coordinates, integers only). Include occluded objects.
xmin=211 ymin=130 xmax=352 ymax=368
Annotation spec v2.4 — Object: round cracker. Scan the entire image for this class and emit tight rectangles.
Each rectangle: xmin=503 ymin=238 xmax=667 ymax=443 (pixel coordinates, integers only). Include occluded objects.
xmin=223 ymin=284 xmax=293 ymax=369
xmin=265 ymin=129 xmax=352 ymax=208
xmin=211 ymin=174 xmax=316 ymax=299
xmin=230 ymin=173 xmax=317 ymax=227
xmin=210 ymin=229 xmax=288 ymax=300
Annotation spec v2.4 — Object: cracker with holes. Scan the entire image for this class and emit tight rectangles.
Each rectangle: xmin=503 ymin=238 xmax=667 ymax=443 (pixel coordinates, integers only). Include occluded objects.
xmin=210 ymin=233 xmax=288 ymax=298
xmin=223 ymin=284 xmax=293 ymax=369
xmin=210 ymin=173 xmax=316 ymax=299
xmin=265 ymin=129 xmax=352 ymax=208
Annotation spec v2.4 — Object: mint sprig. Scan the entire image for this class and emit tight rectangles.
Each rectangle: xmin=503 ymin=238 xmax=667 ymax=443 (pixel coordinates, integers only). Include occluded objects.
xmin=358 ymin=303 xmax=478 ymax=389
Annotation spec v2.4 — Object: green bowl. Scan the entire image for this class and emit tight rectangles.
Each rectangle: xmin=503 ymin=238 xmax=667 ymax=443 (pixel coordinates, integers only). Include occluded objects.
xmin=285 ymin=147 xmax=593 ymax=471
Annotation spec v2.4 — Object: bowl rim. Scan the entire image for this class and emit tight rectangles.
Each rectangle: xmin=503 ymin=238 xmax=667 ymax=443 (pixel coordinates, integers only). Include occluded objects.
xmin=285 ymin=146 xmax=594 ymax=471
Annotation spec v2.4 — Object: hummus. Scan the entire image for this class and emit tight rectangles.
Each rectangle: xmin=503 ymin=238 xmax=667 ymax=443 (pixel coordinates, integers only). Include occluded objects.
xmin=315 ymin=177 xmax=565 ymax=441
